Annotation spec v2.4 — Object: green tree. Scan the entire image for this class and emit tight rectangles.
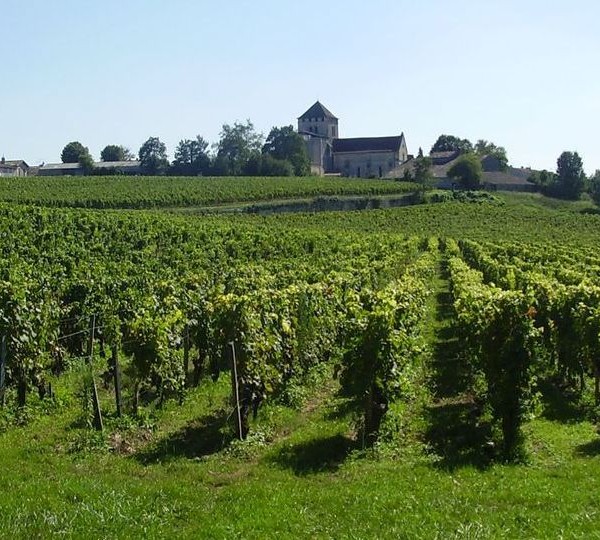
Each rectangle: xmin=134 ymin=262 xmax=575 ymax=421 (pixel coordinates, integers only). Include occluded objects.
xmin=138 ymin=137 xmax=169 ymax=175
xmin=78 ymin=152 xmax=95 ymax=175
xmin=414 ymin=156 xmax=433 ymax=184
xmin=447 ymin=153 xmax=483 ymax=189
xmin=555 ymin=151 xmax=586 ymax=200
xmin=528 ymin=169 xmax=556 ymax=188
xmin=474 ymin=139 xmax=508 ymax=171
xmin=172 ymin=136 xmax=211 ymax=176
xmin=215 ymin=120 xmax=263 ymax=176
xmin=589 ymin=170 xmax=600 ymax=205
xmin=61 ymin=141 xmax=91 ymax=164
xmin=262 ymin=125 xmax=310 ymax=176
xmin=101 ymin=145 xmax=134 ymax=162
xmin=431 ymin=134 xmax=473 ymax=154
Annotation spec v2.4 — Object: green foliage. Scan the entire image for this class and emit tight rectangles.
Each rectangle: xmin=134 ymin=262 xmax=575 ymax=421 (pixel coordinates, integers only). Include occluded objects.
xmin=61 ymin=141 xmax=92 ymax=164
xmin=413 ymin=156 xmax=433 ymax=185
xmin=100 ymin=145 xmax=133 ymax=162
xmin=431 ymin=134 xmax=473 ymax=154
xmin=262 ymin=125 xmax=310 ymax=176
xmin=138 ymin=137 xmax=169 ymax=175
xmin=474 ymin=139 xmax=508 ymax=171
xmin=0 ymin=176 xmax=417 ymax=209
xmin=447 ymin=153 xmax=483 ymax=189
xmin=215 ymin=120 xmax=263 ymax=176
xmin=589 ymin=170 xmax=600 ymax=206
xmin=171 ymin=136 xmax=211 ymax=176
xmin=243 ymin=154 xmax=294 ymax=177
xmin=528 ymin=169 xmax=556 ymax=188
xmin=78 ymin=152 xmax=95 ymax=175
xmin=555 ymin=151 xmax=587 ymax=200
xmin=339 ymin=253 xmax=433 ymax=444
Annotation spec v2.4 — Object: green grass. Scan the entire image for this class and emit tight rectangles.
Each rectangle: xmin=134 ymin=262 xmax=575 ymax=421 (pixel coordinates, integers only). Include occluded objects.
xmin=2 ymin=367 xmax=600 ymax=538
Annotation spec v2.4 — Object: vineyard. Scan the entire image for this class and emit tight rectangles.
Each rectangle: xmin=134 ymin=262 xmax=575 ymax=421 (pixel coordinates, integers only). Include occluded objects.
xmin=1 ymin=195 xmax=600 ymax=537
xmin=0 ymin=175 xmax=417 ymax=209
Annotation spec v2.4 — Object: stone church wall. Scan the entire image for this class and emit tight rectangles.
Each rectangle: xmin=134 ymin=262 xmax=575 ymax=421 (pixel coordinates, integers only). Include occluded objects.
xmin=334 ymin=151 xmax=399 ymax=178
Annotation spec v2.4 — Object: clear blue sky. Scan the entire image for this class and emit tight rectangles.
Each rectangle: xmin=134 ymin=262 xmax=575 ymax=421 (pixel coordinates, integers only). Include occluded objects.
xmin=1 ymin=0 xmax=599 ymax=173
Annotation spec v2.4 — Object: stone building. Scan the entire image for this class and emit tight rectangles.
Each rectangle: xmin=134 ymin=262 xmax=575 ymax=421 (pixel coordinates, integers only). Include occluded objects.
xmin=0 ymin=158 xmax=29 ymax=177
xmin=298 ymin=101 xmax=408 ymax=177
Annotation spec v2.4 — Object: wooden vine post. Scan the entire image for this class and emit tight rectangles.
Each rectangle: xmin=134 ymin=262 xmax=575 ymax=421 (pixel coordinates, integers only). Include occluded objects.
xmin=87 ymin=316 xmax=104 ymax=431
xmin=183 ymin=324 xmax=190 ymax=386
xmin=111 ymin=344 xmax=123 ymax=417
xmin=229 ymin=341 xmax=244 ymax=441
xmin=0 ymin=335 xmax=6 ymax=407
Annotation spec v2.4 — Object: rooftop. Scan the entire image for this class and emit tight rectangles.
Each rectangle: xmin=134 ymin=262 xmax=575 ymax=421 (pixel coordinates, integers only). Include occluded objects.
xmin=333 ymin=135 xmax=405 ymax=153
xmin=298 ymin=101 xmax=338 ymax=121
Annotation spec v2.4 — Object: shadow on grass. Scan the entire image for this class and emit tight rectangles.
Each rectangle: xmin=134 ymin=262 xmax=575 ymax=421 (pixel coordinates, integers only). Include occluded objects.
xmin=426 ymin=400 xmax=493 ymax=471
xmin=323 ymin=396 xmax=359 ymax=422
xmin=430 ymin=290 xmax=476 ymax=399
xmin=135 ymin=408 xmax=233 ymax=465
xmin=269 ymin=434 xmax=354 ymax=475
xmin=575 ymin=438 xmax=600 ymax=457
xmin=538 ymin=378 xmax=588 ymax=424
xmin=426 ymin=258 xmax=492 ymax=470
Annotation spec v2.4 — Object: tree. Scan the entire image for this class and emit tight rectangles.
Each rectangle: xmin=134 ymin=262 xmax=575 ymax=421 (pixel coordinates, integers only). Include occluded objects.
xmin=431 ymin=134 xmax=473 ymax=154
xmin=555 ymin=151 xmax=586 ymax=200
xmin=215 ymin=120 xmax=263 ymax=176
xmin=447 ymin=153 xmax=483 ymax=189
xmin=589 ymin=170 xmax=600 ymax=205
xmin=78 ymin=152 xmax=95 ymax=175
xmin=528 ymin=169 xmax=556 ymax=188
xmin=414 ymin=156 xmax=433 ymax=184
xmin=262 ymin=125 xmax=310 ymax=176
xmin=172 ymin=136 xmax=211 ymax=176
xmin=101 ymin=145 xmax=134 ymax=162
xmin=138 ymin=137 xmax=169 ymax=175
xmin=474 ymin=139 xmax=508 ymax=171
xmin=61 ymin=141 xmax=91 ymax=164
xmin=411 ymin=155 xmax=433 ymax=202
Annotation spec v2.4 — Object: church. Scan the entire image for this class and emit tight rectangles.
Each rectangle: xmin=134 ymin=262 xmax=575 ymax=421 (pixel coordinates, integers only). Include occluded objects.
xmin=298 ymin=102 xmax=409 ymax=177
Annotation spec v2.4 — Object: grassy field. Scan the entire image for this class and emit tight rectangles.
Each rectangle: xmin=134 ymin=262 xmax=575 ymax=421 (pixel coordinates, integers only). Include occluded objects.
xmin=1 ymin=193 xmax=600 ymax=538
xmin=0 ymin=175 xmax=418 ymax=209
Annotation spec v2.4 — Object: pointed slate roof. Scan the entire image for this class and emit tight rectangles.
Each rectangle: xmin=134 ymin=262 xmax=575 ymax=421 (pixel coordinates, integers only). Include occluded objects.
xmin=298 ymin=101 xmax=338 ymax=120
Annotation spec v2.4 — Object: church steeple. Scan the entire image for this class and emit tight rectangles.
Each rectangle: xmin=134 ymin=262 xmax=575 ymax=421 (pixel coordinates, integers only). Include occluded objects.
xmin=298 ymin=101 xmax=339 ymax=140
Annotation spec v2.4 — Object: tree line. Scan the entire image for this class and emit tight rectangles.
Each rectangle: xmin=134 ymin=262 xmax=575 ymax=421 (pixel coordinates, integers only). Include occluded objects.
xmin=59 ymin=121 xmax=311 ymax=177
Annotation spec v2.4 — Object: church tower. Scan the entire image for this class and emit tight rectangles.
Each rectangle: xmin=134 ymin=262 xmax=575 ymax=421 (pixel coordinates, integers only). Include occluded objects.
xmin=298 ymin=102 xmax=338 ymax=174
xmin=298 ymin=101 xmax=338 ymax=140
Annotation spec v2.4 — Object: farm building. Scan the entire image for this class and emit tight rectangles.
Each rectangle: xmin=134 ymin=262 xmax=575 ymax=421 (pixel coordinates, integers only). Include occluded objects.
xmin=0 ymin=158 xmax=29 ymax=177
xmin=298 ymin=102 xmax=409 ymax=177
xmin=39 ymin=160 xmax=142 ymax=176
xmin=393 ymin=151 xmax=537 ymax=192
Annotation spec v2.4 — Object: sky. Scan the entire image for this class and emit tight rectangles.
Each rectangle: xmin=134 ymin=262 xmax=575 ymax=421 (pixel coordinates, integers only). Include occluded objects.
xmin=1 ymin=0 xmax=599 ymax=173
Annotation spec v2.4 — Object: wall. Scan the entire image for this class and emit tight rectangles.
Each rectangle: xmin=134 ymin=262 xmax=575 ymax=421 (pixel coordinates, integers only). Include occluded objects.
xmin=302 ymin=136 xmax=333 ymax=174
xmin=298 ymin=116 xmax=338 ymax=139
xmin=0 ymin=165 xmax=27 ymax=177
xmin=334 ymin=150 xmax=401 ymax=178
